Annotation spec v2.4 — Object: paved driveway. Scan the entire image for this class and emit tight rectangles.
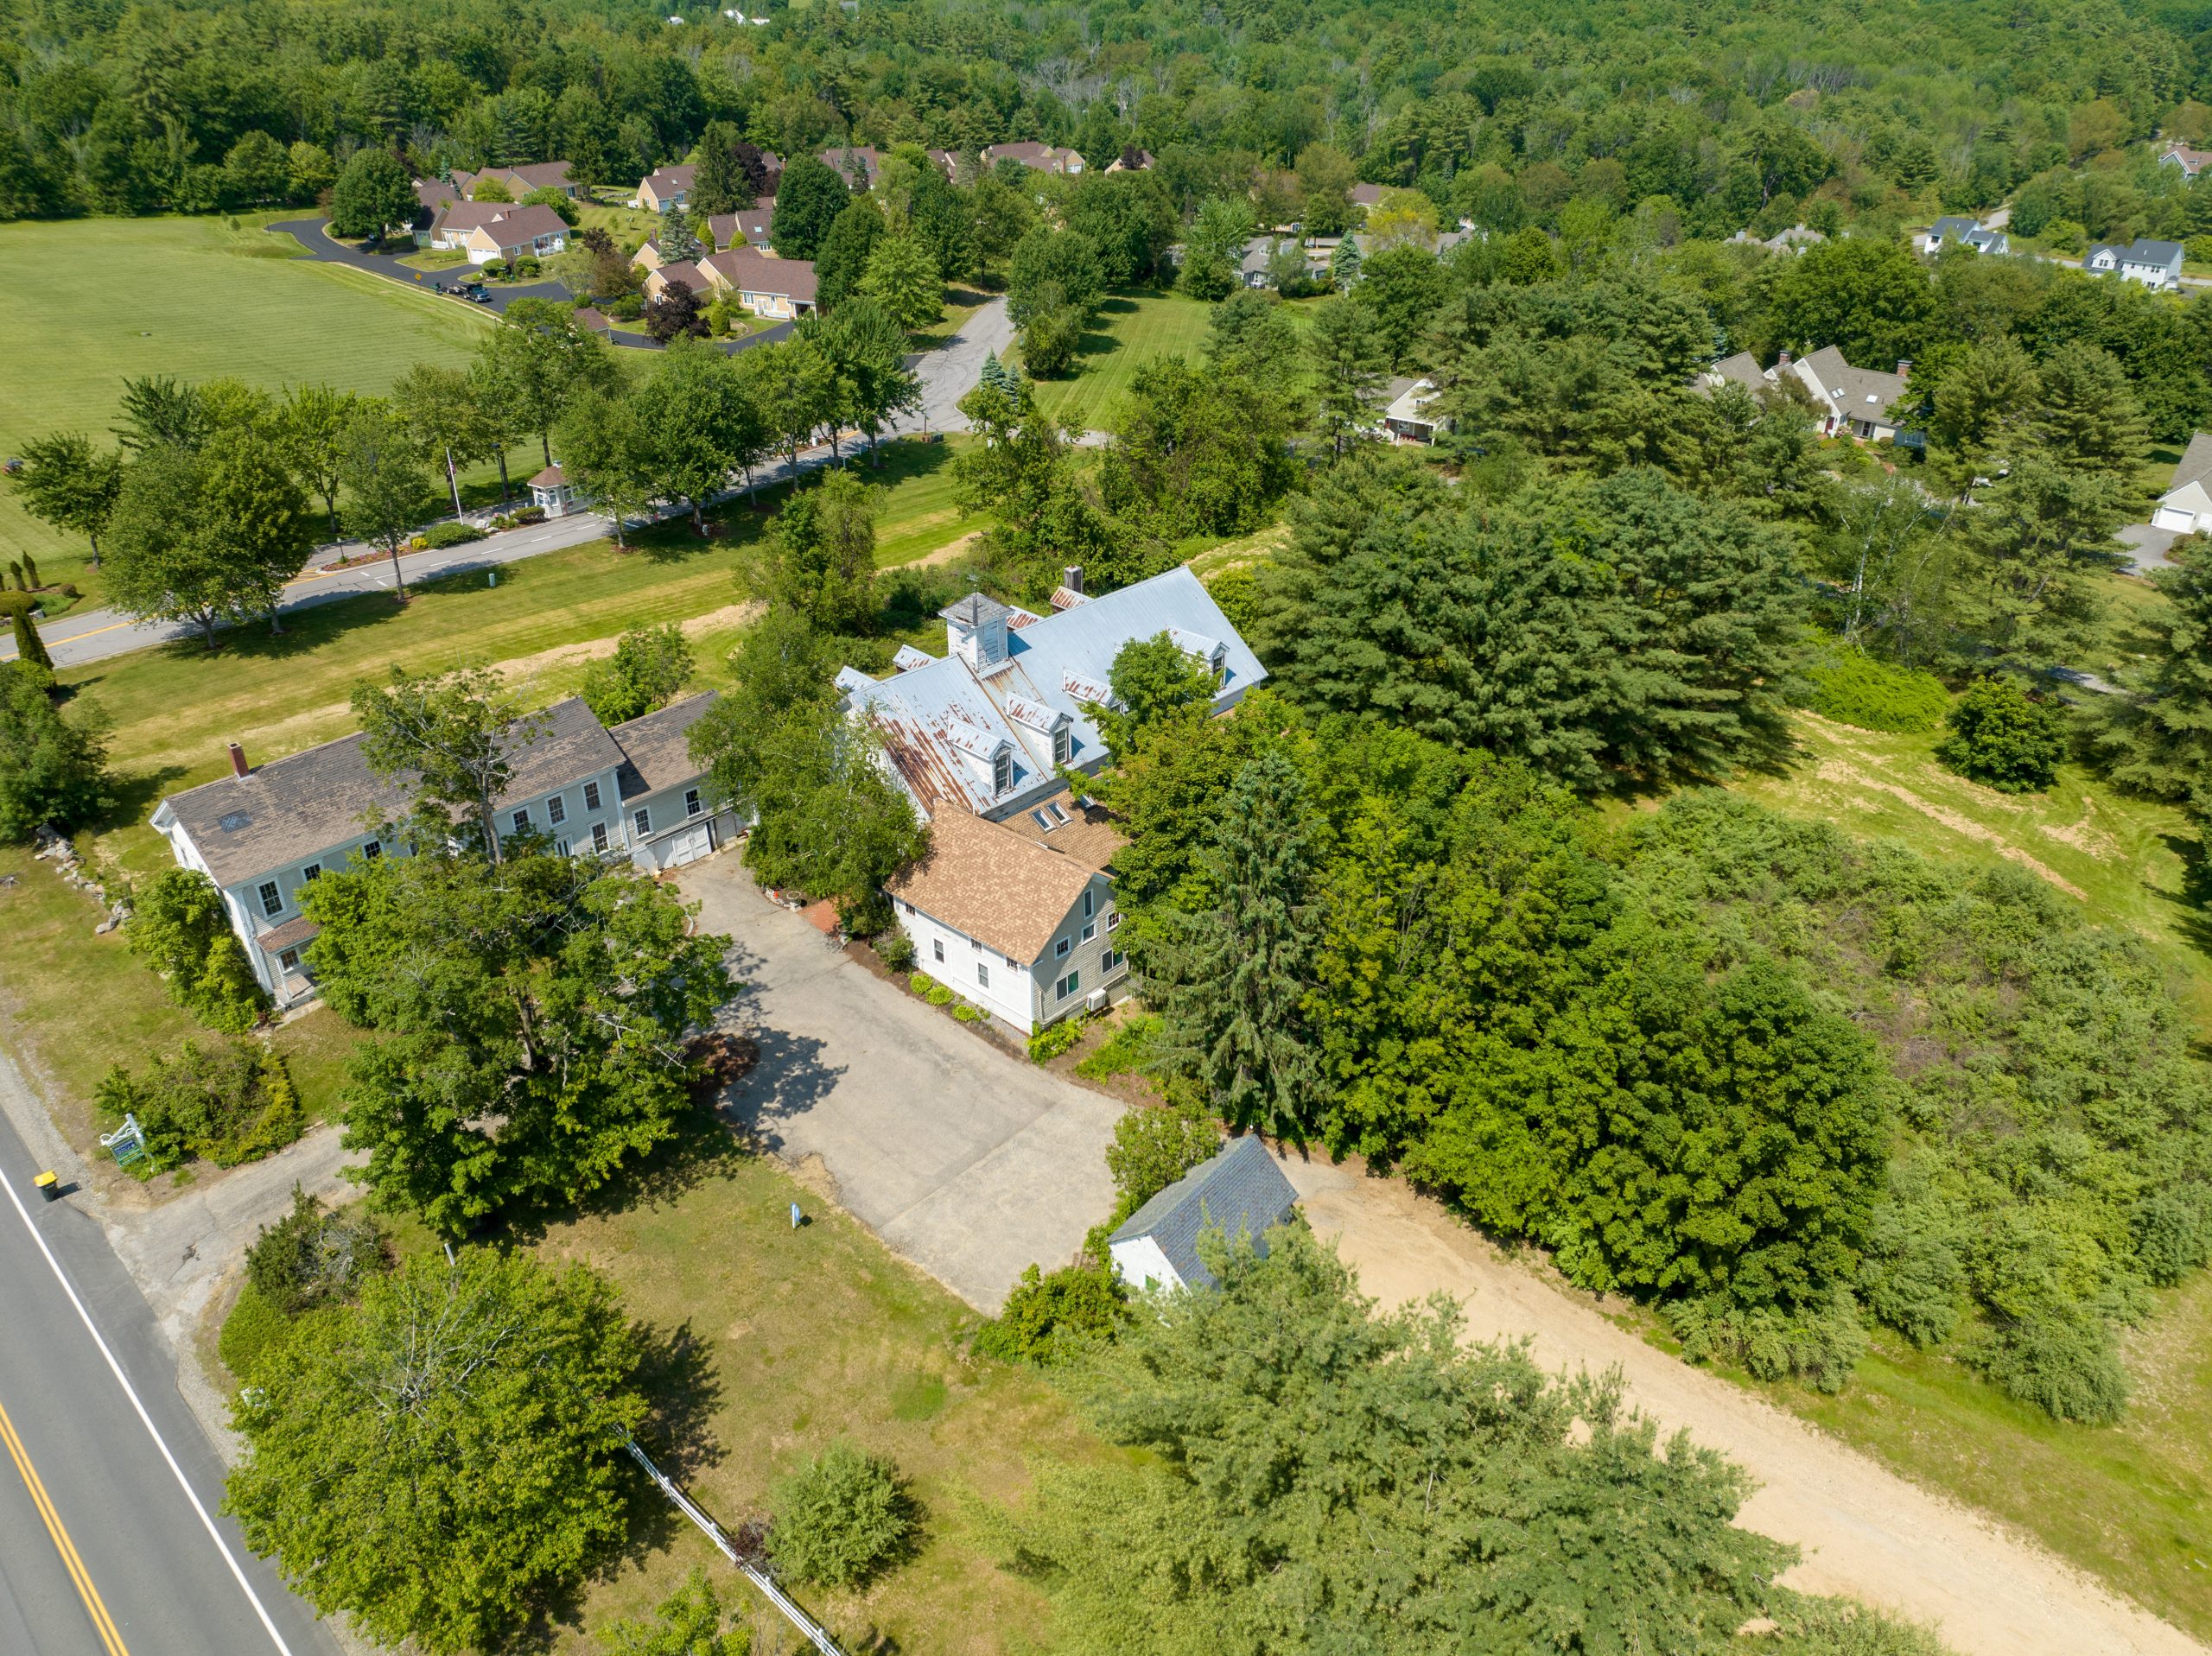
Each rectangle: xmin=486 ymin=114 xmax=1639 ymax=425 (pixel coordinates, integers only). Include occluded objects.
xmin=677 ymin=858 xmax=1122 ymax=1311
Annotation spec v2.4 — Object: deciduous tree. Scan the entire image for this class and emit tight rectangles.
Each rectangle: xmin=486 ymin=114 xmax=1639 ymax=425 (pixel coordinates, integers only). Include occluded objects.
xmin=8 ymin=431 xmax=123 ymax=568
xmin=226 ymin=1250 xmax=646 ymax=1654
xmin=328 ymin=147 xmax=416 ymax=238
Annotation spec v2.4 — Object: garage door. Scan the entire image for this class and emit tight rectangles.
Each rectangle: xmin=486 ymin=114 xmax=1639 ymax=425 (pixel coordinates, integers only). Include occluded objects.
xmin=665 ymin=823 xmax=715 ymax=866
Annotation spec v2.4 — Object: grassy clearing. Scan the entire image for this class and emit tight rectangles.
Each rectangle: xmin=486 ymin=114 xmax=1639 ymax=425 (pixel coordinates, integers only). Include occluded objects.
xmin=0 ymin=842 xmax=358 ymax=1158
xmin=0 ymin=214 xmax=505 ymax=605
xmin=1025 ymin=289 xmax=1216 ymax=432
xmin=524 ymin=1126 xmax=1107 ymax=1653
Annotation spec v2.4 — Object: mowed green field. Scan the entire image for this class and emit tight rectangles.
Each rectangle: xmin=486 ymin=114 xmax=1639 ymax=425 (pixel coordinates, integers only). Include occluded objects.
xmin=1025 ymin=290 xmax=1217 ymax=432
xmin=0 ymin=214 xmax=496 ymax=602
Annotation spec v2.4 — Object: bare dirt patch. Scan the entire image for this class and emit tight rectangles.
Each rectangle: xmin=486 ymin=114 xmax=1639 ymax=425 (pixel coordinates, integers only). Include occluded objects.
xmin=493 ymin=600 xmax=762 ymax=684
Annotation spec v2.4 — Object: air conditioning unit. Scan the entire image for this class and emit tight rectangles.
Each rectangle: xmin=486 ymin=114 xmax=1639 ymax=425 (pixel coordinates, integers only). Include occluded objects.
xmin=1084 ymin=988 xmax=1109 ymax=1013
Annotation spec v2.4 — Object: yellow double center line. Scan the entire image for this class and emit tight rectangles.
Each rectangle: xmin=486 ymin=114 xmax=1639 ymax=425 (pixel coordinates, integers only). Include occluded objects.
xmin=0 ymin=1391 xmax=130 ymax=1654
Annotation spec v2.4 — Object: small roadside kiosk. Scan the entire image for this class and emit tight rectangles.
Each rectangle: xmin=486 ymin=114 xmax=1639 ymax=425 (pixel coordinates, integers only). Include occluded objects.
xmin=529 ymin=463 xmax=579 ymax=517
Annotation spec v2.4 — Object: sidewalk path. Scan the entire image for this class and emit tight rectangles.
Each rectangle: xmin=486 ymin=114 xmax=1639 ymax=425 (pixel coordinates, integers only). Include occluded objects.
xmin=1277 ymin=1146 xmax=2205 ymax=1656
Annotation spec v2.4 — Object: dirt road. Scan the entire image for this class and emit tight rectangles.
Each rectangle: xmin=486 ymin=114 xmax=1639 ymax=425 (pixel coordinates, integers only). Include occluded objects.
xmin=1274 ymin=1147 xmax=2205 ymax=1656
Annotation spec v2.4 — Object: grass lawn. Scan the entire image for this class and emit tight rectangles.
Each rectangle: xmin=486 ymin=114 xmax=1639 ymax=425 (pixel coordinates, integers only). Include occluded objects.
xmin=521 ymin=1125 xmax=1109 ymax=1653
xmin=0 ymin=841 xmax=359 ymax=1162
xmin=0 ymin=214 xmax=502 ymax=606
xmin=1025 ymin=289 xmax=1216 ymax=432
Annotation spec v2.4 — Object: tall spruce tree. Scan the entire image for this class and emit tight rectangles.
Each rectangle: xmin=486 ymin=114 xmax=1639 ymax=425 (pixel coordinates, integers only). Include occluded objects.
xmin=2094 ymin=532 xmax=2212 ymax=828
xmin=1150 ymin=751 xmax=1327 ymax=1135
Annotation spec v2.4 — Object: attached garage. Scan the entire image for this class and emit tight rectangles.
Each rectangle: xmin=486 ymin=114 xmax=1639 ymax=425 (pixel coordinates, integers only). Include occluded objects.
xmin=664 ymin=820 xmax=716 ymax=867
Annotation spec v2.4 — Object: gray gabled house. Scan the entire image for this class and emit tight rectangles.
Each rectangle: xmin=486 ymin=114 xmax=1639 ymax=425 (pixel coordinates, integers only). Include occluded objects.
xmin=2087 ymin=237 xmax=2185 ymax=291
xmin=1107 ymin=1135 xmax=1300 ymax=1292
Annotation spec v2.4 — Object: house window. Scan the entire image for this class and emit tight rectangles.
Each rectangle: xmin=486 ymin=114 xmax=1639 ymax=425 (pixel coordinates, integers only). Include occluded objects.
xmin=685 ymin=788 xmax=702 ymax=817
xmin=1082 ymin=888 xmax=1093 ymax=919
xmin=1045 ymin=801 xmax=1069 ymax=826
xmin=591 ymin=822 xmax=609 ymax=853
xmin=933 ymin=938 xmax=945 ymax=962
xmin=302 ymin=863 xmax=321 ymax=883
xmin=278 ymin=948 xmax=300 ymax=973
xmin=1107 ymin=910 xmax=1122 ymax=932
xmin=555 ymin=839 xmax=569 ymax=857
xmin=633 ymin=808 xmax=652 ymax=838
xmin=362 ymin=840 xmax=381 ymax=860
xmin=1103 ymin=949 xmax=1124 ymax=973
xmin=512 ymin=809 xmax=531 ymax=834
xmin=259 ymin=881 xmax=283 ymax=917
xmin=977 ymin=963 xmax=990 ymax=989
xmin=1055 ymin=970 xmax=1080 ymax=1001
xmin=1081 ymin=922 xmax=1096 ymax=944
xmin=993 ymin=749 xmax=1012 ymax=795
xmin=546 ymin=794 xmax=566 ymax=825
xmin=1055 ymin=936 xmax=1071 ymax=960
xmin=584 ymin=780 xmax=602 ymax=811
xmin=1052 ymin=725 xmax=1071 ymax=765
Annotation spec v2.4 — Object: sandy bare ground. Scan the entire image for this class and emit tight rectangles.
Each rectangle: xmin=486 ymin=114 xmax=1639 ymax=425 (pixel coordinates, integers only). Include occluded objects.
xmin=1273 ymin=1146 xmax=2203 ymax=1656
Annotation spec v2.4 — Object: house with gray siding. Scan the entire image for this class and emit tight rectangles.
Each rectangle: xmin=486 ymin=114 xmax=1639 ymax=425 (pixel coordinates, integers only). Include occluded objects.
xmin=150 ymin=694 xmax=735 ymax=1009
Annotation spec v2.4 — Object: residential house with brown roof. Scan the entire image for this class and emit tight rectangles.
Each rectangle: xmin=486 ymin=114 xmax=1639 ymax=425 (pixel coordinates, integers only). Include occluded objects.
xmin=822 ymin=145 xmax=880 ymax=188
xmin=1782 ymin=345 xmax=1924 ymax=446
xmin=149 ymin=695 xmax=737 ymax=1007
xmin=454 ymin=203 xmax=569 ymax=265
xmin=2161 ymin=142 xmax=2212 ymax=180
xmin=709 ymin=199 xmax=775 ymax=251
xmin=642 ymin=257 xmax=705 ymax=301
xmin=718 ymin=254 xmax=817 ymax=317
xmin=1104 ymin=147 xmax=1155 ymax=173
xmin=983 ymin=141 xmax=1085 ymax=176
xmin=632 ymin=163 xmax=697 ymax=210
xmin=454 ymin=161 xmax=578 ymax=200
xmin=839 ymin=564 xmax=1264 ymax=1030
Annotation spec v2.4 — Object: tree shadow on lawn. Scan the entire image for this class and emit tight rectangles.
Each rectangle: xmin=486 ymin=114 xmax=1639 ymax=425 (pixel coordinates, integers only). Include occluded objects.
xmin=2161 ymin=829 xmax=2212 ymax=977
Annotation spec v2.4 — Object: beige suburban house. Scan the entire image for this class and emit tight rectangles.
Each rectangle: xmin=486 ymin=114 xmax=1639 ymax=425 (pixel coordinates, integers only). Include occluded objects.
xmin=453 ymin=161 xmax=578 ymax=199
xmin=2152 ymin=432 xmax=2212 ymax=533
xmin=983 ymin=140 xmax=1085 ymax=175
xmin=1694 ymin=346 xmax=1923 ymax=447
xmin=453 ymin=203 xmax=569 ymax=265
xmin=709 ymin=200 xmax=775 ymax=251
xmin=150 ymin=695 xmax=740 ymax=1008
xmin=632 ymin=163 xmax=696 ymax=210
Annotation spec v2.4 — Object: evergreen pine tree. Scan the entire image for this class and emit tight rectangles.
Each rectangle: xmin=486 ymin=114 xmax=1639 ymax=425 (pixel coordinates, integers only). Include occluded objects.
xmin=658 ymin=200 xmax=701 ymax=262
xmin=2095 ymin=533 xmax=2212 ymax=829
xmin=979 ymin=351 xmax=1007 ymax=392
xmin=1151 ymin=751 xmax=1326 ymax=1135
xmin=2031 ymin=340 xmax=2148 ymax=476
xmin=1330 ymin=234 xmax=1362 ymax=289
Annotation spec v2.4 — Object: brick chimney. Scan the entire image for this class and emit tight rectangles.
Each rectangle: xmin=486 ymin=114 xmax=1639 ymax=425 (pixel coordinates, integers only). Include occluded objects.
xmin=1062 ymin=564 xmax=1084 ymax=594
xmin=228 ymin=743 xmax=249 ymax=779
xmin=1777 ymin=348 xmax=1793 ymax=368
xmin=1896 ymin=358 xmax=1913 ymax=378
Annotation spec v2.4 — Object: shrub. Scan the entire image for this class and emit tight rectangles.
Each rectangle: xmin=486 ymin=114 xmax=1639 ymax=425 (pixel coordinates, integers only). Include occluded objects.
xmin=245 ymin=1186 xmax=393 ymax=1314
xmin=609 ymin=293 xmax=645 ymax=320
xmin=876 ymin=930 xmax=916 ymax=971
xmin=1076 ymin=1012 xmax=1162 ymax=1081
xmin=93 ymin=1039 xmax=302 ymax=1171
xmin=2134 ymin=1192 xmax=2212 ymax=1286
xmin=422 ymin=520 xmax=485 ymax=549
xmin=514 ymin=505 xmax=547 ymax=524
xmin=907 ymin=969 xmax=932 ymax=996
xmin=126 ymin=868 xmax=270 ymax=1031
xmin=1664 ymin=1291 xmax=1868 ymax=1393
xmin=1027 ymin=1014 xmax=1088 ymax=1064
xmin=218 ymin=1281 xmax=294 ymax=1383
xmin=1804 ymin=649 xmax=1950 ymax=733
xmin=1935 ymin=676 xmax=2065 ymax=791
xmin=581 ymin=623 xmax=693 ymax=726
xmin=768 ymin=1443 xmax=918 ymax=1589
xmin=1769 ymin=1593 xmax=1953 ymax=1656
xmin=1974 ymin=1315 xmax=2130 ymax=1424
xmin=1105 ymin=1101 xmax=1219 ymax=1227
xmin=925 ymin=982 xmax=954 ymax=1007
xmin=974 ymin=1261 xmax=1128 ymax=1364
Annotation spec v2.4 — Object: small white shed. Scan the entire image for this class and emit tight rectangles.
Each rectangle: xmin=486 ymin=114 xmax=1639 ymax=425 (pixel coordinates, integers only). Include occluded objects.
xmin=1106 ymin=1135 xmax=1300 ymax=1293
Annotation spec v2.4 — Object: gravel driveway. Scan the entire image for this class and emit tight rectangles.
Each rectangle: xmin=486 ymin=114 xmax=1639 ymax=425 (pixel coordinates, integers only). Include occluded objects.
xmin=677 ymin=857 xmax=1122 ymax=1310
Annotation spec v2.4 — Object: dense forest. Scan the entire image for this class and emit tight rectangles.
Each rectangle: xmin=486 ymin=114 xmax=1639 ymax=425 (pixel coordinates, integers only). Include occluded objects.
xmin=3 ymin=0 xmax=2211 ymax=235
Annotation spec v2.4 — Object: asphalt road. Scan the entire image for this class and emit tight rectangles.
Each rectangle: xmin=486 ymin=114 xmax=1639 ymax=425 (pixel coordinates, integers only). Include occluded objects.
xmin=0 ymin=1108 xmax=340 ymax=1656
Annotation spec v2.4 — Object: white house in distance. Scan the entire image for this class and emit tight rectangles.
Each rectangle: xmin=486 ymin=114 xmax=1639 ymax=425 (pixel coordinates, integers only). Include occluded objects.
xmin=2087 ymin=237 xmax=2185 ymax=291
xmin=1920 ymin=215 xmax=2010 ymax=257
xmin=839 ymin=564 xmax=1265 ymax=1031
xmin=2161 ymin=141 xmax=2212 ymax=180
xmin=150 ymin=695 xmax=738 ymax=1008
xmin=1107 ymin=1135 xmax=1301 ymax=1293
xmin=1380 ymin=377 xmax=1446 ymax=444
xmin=2152 ymin=432 xmax=2212 ymax=534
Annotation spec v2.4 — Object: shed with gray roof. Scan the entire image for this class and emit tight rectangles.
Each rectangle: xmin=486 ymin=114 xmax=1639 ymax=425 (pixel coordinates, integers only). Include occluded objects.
xmin=1107 ymin=1134 xmax=1300 ymax=1292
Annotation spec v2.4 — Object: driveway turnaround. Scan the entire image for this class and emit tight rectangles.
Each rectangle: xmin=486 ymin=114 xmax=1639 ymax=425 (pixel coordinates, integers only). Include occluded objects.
xmin=678 ymin=858 xmax=1122 ymax=1311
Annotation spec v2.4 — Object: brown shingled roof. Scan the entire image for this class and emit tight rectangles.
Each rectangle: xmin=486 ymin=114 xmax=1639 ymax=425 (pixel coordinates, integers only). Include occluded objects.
xmin=886 ymin=809 xmax=1103 ymax=964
